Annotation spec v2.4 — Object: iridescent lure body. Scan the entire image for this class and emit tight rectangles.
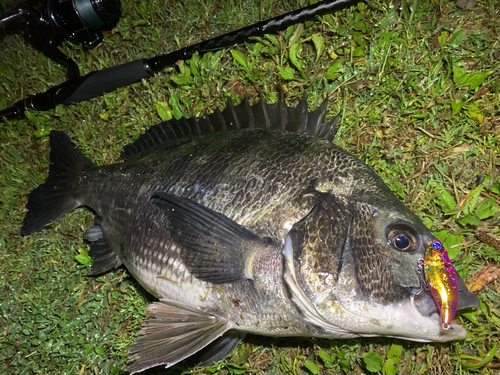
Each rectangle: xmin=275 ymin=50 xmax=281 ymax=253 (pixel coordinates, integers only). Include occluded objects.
xmin=423 ymin=238 xmax=459 ymax=329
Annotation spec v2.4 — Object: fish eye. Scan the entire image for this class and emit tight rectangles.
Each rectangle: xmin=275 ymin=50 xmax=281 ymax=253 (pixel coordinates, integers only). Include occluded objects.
xmin=395 ymin=234 xmax=410 ymax=250
xmin=386 ymin=225 xmax=418 ymax=252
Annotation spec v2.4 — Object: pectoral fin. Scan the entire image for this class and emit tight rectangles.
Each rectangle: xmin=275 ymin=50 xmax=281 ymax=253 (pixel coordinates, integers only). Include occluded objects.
xmin=152 ymin=192 xmax=274 ymax=284
xmin=126 ymin=299 xmax=231 ymax=374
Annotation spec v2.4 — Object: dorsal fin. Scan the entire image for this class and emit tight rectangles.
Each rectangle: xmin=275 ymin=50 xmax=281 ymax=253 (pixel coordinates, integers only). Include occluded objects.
xmin=122 ymin=92 xmax=340 ymax=160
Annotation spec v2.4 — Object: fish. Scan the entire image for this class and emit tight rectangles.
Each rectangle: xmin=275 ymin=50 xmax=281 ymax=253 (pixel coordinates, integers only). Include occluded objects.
xmin=21 ymin=93 xmax=479 ymax=374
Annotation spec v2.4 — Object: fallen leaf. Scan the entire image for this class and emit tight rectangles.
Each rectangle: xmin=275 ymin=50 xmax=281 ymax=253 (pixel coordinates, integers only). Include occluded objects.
xmin=466 ymin=265 xmax=500 ymax=292
xmin=433 ymin=32 xmax=440 ymax=48
xmin=348 ymin=79 xmax=373 ymax=91
xmin=451 ymin=143 xmax=470 ymax=152
xmin=473 ymin=83 xmax=491 ymax=101
xmin=475 ymin=230 xmax=500 ymax=251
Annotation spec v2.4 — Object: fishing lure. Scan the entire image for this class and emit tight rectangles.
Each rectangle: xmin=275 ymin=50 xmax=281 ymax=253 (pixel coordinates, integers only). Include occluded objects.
xmin=423 ymin=238 xmax=459 ymax=330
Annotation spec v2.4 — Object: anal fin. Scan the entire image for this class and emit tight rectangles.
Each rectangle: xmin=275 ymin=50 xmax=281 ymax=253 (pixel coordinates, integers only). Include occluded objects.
xmin=126 ymin=299 xmax=231 ymax=374
xmin=188 ymin=331 xmax=245 ymax=367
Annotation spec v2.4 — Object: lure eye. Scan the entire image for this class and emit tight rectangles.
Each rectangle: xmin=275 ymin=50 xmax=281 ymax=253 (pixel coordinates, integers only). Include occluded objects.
xmin=387 ymin=225 xmax=418 ymax=252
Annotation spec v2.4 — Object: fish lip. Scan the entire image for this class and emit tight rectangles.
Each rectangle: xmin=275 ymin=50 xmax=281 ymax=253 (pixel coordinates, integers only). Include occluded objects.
xmin=428 ymin=313 xmax=468 ymax=340
xmin=335 ymin=293 xmax=468 ymax=342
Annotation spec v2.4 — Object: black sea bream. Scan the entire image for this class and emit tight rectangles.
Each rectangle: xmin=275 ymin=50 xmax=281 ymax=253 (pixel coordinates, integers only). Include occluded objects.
xmin=21 ymin=93 xmax=479 ymax=373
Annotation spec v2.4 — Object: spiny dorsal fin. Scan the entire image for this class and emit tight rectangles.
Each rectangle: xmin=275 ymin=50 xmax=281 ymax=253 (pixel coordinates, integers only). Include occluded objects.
xmin=122 ymin=92 xmax=339 ymax=160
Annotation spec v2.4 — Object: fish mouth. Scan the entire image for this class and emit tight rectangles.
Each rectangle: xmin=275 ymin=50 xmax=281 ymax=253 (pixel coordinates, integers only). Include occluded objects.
xmin=332 ymin=267 xmax=477 ymax=342
xmin=406 ymin=271 xmax=480 ymax=341
xmin=413 ymin=288 xmax=439 ymax=317
xmin=399 ymin=310 xmax=467 ymax=342
xmin=413 ymin=272 xmax=480 ymax=319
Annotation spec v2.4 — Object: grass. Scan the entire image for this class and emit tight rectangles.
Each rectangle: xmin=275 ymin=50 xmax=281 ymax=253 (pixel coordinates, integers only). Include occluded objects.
xmin=0 ymin=0 xmax=499 ymax=374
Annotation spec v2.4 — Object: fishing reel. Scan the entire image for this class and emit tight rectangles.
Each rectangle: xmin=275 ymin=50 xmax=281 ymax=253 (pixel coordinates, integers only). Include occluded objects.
xmin=0 ymin=0 xmax=121 ymax=81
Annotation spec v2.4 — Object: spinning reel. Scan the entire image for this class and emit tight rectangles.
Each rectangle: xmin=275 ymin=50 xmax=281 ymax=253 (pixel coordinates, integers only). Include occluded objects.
xmin=0 ymin=0 xmax=121 ymax=81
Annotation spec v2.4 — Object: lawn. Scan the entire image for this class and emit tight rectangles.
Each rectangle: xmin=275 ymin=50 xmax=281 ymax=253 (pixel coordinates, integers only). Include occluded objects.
xmin=0 ymin=0 xmax=498 ymax=374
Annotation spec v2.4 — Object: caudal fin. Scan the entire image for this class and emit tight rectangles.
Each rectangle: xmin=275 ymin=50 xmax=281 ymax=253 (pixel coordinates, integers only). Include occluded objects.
xmin=21 ymin=131 xmax=93 ymax=235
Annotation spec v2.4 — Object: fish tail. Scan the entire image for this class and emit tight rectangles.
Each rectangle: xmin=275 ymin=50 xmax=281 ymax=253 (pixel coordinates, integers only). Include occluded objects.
xmin=21 ymin=131 xmax=94 ymax=235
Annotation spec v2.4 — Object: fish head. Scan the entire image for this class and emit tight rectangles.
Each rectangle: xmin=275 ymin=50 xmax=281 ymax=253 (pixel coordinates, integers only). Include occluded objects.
xmin=286 ymin=171 xmax=479 ymax=342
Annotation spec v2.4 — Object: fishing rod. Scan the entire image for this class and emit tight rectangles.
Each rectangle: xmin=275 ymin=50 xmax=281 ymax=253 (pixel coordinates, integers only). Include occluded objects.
xmin=0 ymin=0 xmax=361 ymax=121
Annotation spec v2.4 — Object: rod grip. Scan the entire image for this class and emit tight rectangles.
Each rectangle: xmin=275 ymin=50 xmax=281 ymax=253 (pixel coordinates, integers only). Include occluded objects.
xmin=60 ymin=58 xmax=151 ymax=104
xmin=0 ymin=59 xmax=151 ymax=120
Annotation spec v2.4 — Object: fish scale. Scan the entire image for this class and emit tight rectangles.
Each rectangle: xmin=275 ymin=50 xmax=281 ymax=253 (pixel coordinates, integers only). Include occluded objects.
xmin=78 ymin=131 xmax=328 ymax=311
